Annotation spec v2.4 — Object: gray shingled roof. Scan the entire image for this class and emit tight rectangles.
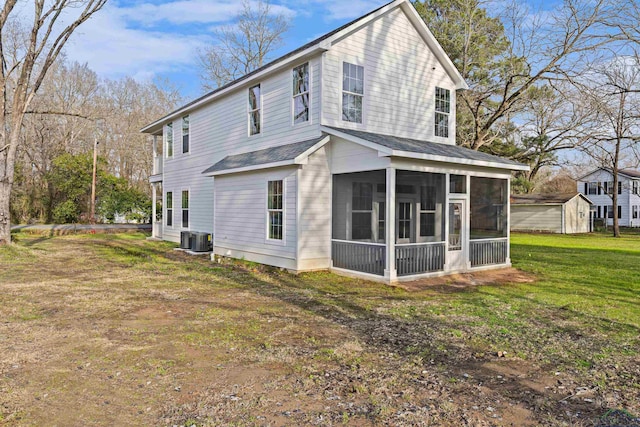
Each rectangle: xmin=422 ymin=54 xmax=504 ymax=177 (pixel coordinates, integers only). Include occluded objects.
xmin=510 ymin=193 xmax=588 ymax=205
xmin=202 ymin=136 xmax=326 ymax=175
xmin=326 ymin=127 xmax=527 ymax=168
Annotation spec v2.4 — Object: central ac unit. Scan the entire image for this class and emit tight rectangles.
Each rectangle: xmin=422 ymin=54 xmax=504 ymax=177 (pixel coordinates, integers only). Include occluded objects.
xmin=191 ymin=232 xmax=212 ymax=252
xmin=180 ymin=231 xmax=193 ymax=249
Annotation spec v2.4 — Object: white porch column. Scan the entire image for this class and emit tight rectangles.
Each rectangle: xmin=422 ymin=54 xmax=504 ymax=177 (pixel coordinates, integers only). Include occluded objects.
xmin=384 ymin=167 xmax=397 ymax=282
xmin=151 ymin=183 xmax=158 ymax=238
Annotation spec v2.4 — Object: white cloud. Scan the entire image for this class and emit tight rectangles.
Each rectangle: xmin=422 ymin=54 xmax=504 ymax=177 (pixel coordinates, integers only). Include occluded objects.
xmin=63 ymin=3 xmax=208 ymax=81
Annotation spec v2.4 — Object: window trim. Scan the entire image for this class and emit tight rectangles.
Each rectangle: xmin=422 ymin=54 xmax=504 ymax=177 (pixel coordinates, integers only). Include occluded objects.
xmin=341 ymin=61 xmax=364 ymax=124
xmin=266 ymin=180 xmax=285 ymax=244
xmin=291 ymin=62 xmax=311 ymax=126
xmin=165 ymin=122 xmax=173 ymax=158
xmin=181 ymin=116 xmax=189 ymax=154
xmin=434 ymin=87 xmax=450 ymax=138
xmin=181 ymin=189 xmax=189 ymax=229
xmin=165 ymin=191 xmax=173 ymax=227
xmin=248 ymin=83 xmax=262 ymax=136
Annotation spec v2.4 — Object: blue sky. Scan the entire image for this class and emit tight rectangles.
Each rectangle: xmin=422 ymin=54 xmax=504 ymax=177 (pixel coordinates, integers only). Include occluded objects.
xmin=62 ymin=0 xmax=388 ymax=99
xmin=61 ymin=0 xmax=559 ymax=100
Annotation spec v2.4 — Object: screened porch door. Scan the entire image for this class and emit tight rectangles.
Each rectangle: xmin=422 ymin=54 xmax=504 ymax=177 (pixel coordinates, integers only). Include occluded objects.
xmin=448 ymin=199 xmax=466 ymax=269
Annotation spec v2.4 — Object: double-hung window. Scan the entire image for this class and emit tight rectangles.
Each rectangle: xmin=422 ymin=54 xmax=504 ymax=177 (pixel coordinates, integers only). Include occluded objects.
xmin=248 ymin=84 xmax=261 ymax=135
xmin=633 ymin=206 xmax=638 ymax=219
xmin=267 ymin=180 xmax=284 ymax=240
xmin=181 ymin=191 xmax=189 ymax=228
xmin=292 ymin=63 xmax=309 ymax=124
xmin=182 ymin=116 xmax=189 ymax=153
xmin=352 ymin=183 xmax=373 ymax=240
xmin=420 ymin=186 xmax=436 ymax=237
xmin=435 ymin=87 xmax=450 ymax=138
xmin=633 ymin=181 xmax=639 ymax=195
xmin=342 ymin=62 xmax=364 ymax=123
xmin=166 ymin=192 xmax=173 ymax=227
xmin=166 ymin=123 xmax=173 ymax=158
xmin=587 ymin=182 xmax=598 ymax=195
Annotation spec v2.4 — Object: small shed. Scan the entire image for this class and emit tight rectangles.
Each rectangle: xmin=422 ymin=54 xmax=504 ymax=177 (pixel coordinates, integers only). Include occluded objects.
xmin=511 ymin=193 xmax=593 ymax=234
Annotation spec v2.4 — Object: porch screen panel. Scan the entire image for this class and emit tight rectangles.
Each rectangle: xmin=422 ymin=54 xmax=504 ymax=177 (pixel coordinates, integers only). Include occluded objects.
xmin=470 ymin=177 xmax=508 ymax=239
xmin=395 ymin=170 xmax=445 ymax=243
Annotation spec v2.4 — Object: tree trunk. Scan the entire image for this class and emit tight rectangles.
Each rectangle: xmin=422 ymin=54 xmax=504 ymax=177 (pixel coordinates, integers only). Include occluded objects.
xmin=0 ymin=181 xmax=11 ymax=244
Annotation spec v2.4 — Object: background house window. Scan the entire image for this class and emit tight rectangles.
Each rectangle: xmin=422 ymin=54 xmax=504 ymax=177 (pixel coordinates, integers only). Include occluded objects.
xmin=166 ymin=123 xmax=173 ymax=158
xmin=182 ymin=116 xmax=189 ymax=153
xmin=181 ymin=190 xmax=189 ymax=228
xmin=618 ymin=205 xmax=622 ymax=219
xmin=435 ymin=87 xmax=450 ymax=137
xmin=268 ymin=180 xmax=284 ymax=240
xmin=342 ymin=62 xmax=364 ymax=123
xmin=633 ymin=181 xmax=639 ymax=195
xmin=587 ymin=182 xmax=598 ymax=195
xmin=166 ymin=192 xmax=173 ymax=226
xmin=292 ymin=63 xmax=309 ymax=124
xmin=352 ymin=182 xmax=373 ymax=240
xmin=248 ymin=84 xmax=261 ymax=135
xmin=633 ymin=206 xmax=638 ymax=219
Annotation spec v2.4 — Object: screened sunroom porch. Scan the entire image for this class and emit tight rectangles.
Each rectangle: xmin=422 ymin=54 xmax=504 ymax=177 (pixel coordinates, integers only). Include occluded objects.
xmin=331 ymin=168 xmax=510 ymax=281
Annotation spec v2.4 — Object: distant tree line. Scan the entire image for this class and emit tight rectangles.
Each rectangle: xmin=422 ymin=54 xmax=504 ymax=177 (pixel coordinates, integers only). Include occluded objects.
xmin=10 ymin=57 xmax=180 ymax=224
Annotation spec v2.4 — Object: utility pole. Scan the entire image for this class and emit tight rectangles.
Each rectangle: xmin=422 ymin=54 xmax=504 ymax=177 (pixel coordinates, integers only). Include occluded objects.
xmin=90 ymin=137 xmax=99 ymax=225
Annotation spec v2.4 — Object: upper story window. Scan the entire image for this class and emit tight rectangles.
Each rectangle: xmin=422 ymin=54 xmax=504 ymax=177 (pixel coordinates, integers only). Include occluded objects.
xmin=633 ymin=181 xmax=639 ymax=195
xmin=292 ymin=63 xmax=309 ymax=124
xmin=248 ymin=84 xmax=261 ymax=135
xmin=166 ymin=123 xmax=173 ymax=158
xmin=182 ymin=116 xmax=189 ymax=154
xmin=342 ymin=62 xmax=364 ymax=123
xmin=587 ymin=182 xmax=598 ymax=195
xmin=435 ymin=87 xmax=450 ymax=138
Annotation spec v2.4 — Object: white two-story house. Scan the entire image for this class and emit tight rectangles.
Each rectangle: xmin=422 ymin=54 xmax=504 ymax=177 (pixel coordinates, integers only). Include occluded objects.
xmin=142 ymin=0 xmax=528 ymax=283
xmin=577 ymin=168 xmax=640 ymax=227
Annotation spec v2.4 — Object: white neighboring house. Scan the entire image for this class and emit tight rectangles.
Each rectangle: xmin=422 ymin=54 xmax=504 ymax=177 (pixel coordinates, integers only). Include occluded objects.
xmin=141 ymin=0 xmax=528 ymax=284
xmin=510 ymin=193 xmax=593 ymax=234
xmin=577 ymin=168 xmax=640 ymax=227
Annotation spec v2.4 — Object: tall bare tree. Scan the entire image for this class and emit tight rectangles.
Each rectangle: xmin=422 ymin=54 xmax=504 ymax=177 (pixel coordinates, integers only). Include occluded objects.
xmin=414 ymin=0 xmax=634 ymax=151
xmin=0 ymin=0 xmax=107 ymax=245
xmin=197 ymin=0 xmax=290 ymax=90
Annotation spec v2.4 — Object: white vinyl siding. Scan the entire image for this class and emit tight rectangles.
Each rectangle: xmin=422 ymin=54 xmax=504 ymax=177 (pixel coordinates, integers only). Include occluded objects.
xmin=214 ymin=168 xmax=297 ymax=262
xmin=321 ymin=7 xmax=456 ymax=143
xmin=159 ymin=57 xmax=321 ymax=243
xmin=511 ymin=205 xmax=563 ymax=233
xmin=297 ymin=146 xmax=332 ymax=265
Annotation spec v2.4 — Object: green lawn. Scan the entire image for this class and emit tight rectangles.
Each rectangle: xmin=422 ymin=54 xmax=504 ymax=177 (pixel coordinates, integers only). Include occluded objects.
xmin=0 ymin=230 xmax=638 ymax=426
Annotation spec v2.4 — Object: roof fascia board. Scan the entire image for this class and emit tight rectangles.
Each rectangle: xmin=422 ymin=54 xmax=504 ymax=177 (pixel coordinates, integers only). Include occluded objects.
xmin=400 ymin=2 xmax=468 ymax=90
xmin=320 ymin=126 xmax=394 ymax=155
xmin=141 ymin=44 xmax=327 ymax=134
xmin=389 ymin=150 xmax=530 ymax=171
xmin=205 ymin=160 xmax=298 ymax=177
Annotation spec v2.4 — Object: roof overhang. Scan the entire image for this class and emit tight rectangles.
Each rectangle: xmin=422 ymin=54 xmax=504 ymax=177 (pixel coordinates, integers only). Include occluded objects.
xmin=321 ymin=126 xmax=528 ymax=171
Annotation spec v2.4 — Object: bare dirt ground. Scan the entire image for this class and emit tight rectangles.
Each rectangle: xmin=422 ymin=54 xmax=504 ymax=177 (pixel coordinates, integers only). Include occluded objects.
xmin=0 ymin=234 xmax=638 ymax=426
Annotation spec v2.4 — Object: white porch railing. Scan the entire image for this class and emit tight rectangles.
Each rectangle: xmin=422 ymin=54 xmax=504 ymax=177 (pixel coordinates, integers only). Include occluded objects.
xmin=331 ymin=240 xmax=385 ymax=276
xmin=470 ymin=237 xmax=508 ymax=267
xmin=396 ymin=242 xmax=445 ymax=276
